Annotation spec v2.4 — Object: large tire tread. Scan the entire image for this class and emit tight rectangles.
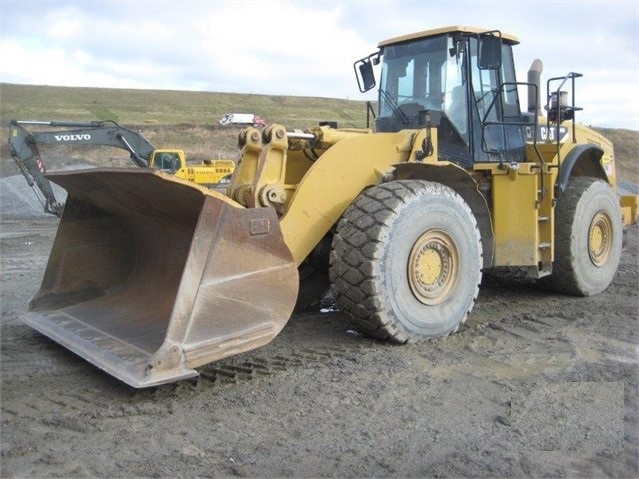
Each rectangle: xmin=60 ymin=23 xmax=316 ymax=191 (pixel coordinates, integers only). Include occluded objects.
xmin=330 ymin=180 xmax=482 ymax=343
xmin=544 ymin=176 xmax=622 ymax=296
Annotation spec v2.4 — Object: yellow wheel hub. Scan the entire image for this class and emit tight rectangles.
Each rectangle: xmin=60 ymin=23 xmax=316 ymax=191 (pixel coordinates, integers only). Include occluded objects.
xmin=408 ymin=230 xmax=458 ymax=305
xmin=588 ymin=212 xmax=612 ymax=267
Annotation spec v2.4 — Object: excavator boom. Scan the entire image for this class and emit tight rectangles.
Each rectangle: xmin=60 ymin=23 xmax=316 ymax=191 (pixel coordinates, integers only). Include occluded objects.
xmin=9 ymin=120 xmax=155 ymax=216
xmin=9 ymin=120 xmax=237 ymax=218
xmin=10 ymin=120 xmax=153 ymax=166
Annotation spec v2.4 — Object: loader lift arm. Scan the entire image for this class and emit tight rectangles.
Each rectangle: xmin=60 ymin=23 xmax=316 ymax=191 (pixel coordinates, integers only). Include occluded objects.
xmin=8 ymin=120 xmax=155 ymax=216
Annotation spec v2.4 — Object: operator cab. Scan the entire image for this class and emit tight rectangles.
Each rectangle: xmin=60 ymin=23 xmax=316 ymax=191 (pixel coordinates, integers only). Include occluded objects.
xmin=152 ymin=151 xmax=181 ymax=173
xmin=355 ymin=26 xmax=527 ymax=167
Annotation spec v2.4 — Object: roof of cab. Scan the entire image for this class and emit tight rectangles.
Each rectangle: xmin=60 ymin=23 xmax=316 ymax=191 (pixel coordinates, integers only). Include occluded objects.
xmin=378 ymin=26 xmax=519 ymax=48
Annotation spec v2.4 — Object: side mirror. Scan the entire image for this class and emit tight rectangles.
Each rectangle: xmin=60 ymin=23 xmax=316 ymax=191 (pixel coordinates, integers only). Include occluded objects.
xmin=479 ymin=34 xmax=502 ymax=70
xmin=354 ymin=53 xmax=379 ymax=93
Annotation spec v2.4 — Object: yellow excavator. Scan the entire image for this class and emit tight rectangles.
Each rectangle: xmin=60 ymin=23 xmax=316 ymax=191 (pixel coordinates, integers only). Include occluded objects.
xmin=19 ymin=26 xmax=638 ymax=387
xmin=9 ymin=120 xmax=235 ymax=216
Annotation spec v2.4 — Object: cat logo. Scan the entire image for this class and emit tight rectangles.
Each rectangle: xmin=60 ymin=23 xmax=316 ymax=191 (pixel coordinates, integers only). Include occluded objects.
xmin=524 ymin=125 xmax=568 ymax=143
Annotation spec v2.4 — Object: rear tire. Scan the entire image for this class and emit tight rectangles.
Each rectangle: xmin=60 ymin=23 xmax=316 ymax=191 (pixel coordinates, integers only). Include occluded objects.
xmin=543 ymin=177 xmax=622 ymax=296
xmin=329 ymin=180 xmax=482 ymax=342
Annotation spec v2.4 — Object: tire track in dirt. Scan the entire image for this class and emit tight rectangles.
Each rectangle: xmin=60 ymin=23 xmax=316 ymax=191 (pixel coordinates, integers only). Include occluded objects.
xmin=1 ymin=218 xmax=637 ymax=478
xmin=198 ymin=345 xmax=356 ymax=384
xmin=421 ymin=306 xmax=638 ymax=383
xmin=1 ymin=321 xmax=370 ymax=434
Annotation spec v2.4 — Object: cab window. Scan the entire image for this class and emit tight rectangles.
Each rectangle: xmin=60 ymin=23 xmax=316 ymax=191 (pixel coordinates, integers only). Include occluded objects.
xmin=154 ymin=153 xmax=180 ymax=173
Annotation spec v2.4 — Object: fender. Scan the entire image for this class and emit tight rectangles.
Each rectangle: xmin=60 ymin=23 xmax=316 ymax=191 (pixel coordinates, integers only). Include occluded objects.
xmin=280 ymin=131 xmax=415 ymax=265
xmin=393 ymin=162 xmax=495 ymax=268
xmin=558 ymin=144 xmax=606 ymax=192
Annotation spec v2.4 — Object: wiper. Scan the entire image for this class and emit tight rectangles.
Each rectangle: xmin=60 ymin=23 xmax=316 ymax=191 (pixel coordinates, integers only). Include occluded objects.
xmin=380 ymin=90 xmax=410 ymax=126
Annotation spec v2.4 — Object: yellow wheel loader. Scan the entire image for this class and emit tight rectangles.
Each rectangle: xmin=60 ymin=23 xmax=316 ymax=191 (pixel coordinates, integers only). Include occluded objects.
xmin=20 ymin=26 xmax=638 ymax=387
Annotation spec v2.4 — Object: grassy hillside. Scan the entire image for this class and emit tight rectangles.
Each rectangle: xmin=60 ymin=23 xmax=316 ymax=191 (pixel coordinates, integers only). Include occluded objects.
xmin=0 ymin=83 xmax=371 ymax=171
xmin=0 ymin=83 xmax=368 ymax=129
xmin=1 ymin=83 xmax=636 ymax=182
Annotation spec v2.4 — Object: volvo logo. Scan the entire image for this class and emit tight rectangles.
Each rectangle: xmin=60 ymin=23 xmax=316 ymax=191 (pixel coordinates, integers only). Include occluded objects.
xmin=54 ymin=134 xmax=91 ymax=141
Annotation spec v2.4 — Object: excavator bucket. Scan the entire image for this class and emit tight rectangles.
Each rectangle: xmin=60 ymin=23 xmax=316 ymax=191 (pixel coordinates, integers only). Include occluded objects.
xmin=23 ymin=168 xmax=299 ymax=388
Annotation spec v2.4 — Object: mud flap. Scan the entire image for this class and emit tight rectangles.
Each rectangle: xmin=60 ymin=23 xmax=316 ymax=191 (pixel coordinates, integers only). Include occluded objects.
xmin=23 ymin=168 xmax=299 ymax=388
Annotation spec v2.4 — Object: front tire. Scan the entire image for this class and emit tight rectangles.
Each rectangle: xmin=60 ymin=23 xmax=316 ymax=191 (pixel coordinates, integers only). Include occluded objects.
xmin=329 ymin=180 xmax=482 ymax=342
xmin=544 ymin=177 xmax=622 ymax=296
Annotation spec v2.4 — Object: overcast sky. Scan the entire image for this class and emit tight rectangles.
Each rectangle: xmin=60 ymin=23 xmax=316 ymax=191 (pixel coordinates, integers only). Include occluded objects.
xmin=1 ymin=0 xmax=638 ymax=130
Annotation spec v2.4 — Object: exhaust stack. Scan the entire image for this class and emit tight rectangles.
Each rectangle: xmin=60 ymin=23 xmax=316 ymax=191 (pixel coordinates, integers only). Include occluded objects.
xmin=528 ymin=59 xmax=544 ymax=117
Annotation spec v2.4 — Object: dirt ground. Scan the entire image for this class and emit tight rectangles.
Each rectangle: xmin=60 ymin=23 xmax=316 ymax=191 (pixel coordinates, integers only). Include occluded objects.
xmin=1 ymin=206 xmax=638 ymax=477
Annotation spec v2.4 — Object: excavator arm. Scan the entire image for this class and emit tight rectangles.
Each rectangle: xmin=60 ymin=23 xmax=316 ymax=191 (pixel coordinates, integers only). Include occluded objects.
xmin=8 ymin=120 xmax=156 ymax=216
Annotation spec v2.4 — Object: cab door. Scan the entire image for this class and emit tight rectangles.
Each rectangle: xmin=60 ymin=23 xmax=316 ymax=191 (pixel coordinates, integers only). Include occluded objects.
xmin=467 ymin=35 xmax=526 ymax=164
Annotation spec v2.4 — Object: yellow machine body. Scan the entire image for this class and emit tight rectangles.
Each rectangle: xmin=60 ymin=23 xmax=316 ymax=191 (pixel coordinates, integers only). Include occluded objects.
xmin=20 ymin=26 xmax=638 ymax=387
xmin=149 ymin=149 xmax=235 ymax=187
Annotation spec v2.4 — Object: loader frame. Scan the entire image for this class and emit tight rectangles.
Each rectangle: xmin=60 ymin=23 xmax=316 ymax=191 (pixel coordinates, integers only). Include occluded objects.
xmin=13 ymin=26 xmax=637 ymax=388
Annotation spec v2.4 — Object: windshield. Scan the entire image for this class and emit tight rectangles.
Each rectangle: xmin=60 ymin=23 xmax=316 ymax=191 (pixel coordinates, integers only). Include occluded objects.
xmin=154 ymin=152 xmax=181 ymax=173
xmin=375 ymin=31 xmax=525 ymax=164
xmin=378 ymin=34 xmax=466 ymax=135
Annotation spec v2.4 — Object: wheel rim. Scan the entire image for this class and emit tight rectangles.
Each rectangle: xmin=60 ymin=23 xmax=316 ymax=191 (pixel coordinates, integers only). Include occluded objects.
xmin=588 ymin=212 xmax=613 ymax=267
xmin=408 ymin=229 xmax=458 ymax=305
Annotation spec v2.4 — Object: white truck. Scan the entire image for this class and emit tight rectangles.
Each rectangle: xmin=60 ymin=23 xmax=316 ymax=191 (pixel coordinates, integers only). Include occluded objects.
xmin=219 ymin=113 xmax=265 ymax=127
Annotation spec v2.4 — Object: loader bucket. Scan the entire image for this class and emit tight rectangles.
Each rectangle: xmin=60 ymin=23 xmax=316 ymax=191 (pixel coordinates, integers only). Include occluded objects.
xmin=23 ymin=168 xmax=299 ymax=388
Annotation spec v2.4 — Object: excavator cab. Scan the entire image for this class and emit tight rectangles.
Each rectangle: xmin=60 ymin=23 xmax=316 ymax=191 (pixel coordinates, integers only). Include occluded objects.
xmin=150 ymin=150 xmax=183 ymax=173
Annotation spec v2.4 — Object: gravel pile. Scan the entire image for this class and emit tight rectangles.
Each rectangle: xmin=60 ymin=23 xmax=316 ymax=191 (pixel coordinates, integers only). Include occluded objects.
xmin=0 ymin=165 xmax=95 ymax=219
